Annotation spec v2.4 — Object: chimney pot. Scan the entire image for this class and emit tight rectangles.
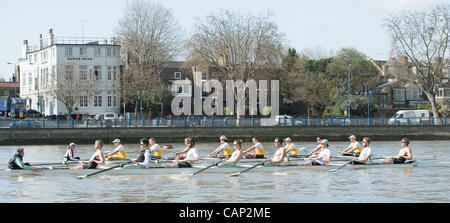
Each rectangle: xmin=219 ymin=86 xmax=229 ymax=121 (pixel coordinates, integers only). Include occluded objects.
xmin=49 ymin=28 xmax=53 ymax=34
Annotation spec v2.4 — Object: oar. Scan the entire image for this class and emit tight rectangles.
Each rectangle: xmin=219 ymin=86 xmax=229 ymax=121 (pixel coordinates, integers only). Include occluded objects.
xmin=191 ymin=160 xmax=223 ymax=176
xmin=230 ymin=161 xmax=266 ymax=177
xmin=31 ymin=161 xmax=78 ymax=166
xmin=329 ymin=161 xmax=352 ymax=173
xmin=77 ymin=161 xmax=131 ymax=179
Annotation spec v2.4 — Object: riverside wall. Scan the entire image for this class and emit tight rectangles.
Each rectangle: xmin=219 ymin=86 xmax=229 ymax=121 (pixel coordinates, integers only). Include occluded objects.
xmin=1 ymin=126 xmax=450 ymax=145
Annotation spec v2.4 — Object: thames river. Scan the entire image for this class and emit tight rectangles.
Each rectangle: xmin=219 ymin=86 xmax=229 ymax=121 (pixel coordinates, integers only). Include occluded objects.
xmin=0 ymin=140 xmax=449 ymax=203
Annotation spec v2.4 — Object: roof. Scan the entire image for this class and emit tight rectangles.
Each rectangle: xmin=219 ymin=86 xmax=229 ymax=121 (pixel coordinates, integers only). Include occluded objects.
xmin=0 ymin=82 xmax=17 ymax=88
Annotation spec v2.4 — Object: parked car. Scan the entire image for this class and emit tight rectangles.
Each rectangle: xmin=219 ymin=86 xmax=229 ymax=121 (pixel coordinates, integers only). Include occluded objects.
xmin=9 ymin=120 xmax=41 ymax=128
xmin=25 ymin=109 xmax=41 ymax=118
xmin=103 ymin=112 xmax=118 ymax=127
xmin=260 ymin=115 xmax=304 ymax=126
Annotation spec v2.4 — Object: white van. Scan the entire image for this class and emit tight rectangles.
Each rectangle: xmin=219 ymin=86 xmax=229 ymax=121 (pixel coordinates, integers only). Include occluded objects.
xmin=260 ymin=115 xmax=304 ymax=126
xmin=388 ymin=110 xmax=430 ymax=125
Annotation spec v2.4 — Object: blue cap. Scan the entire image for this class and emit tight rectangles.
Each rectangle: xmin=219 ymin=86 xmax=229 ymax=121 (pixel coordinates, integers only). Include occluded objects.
xmin=69 ymin=143 xmax=77 ymax=147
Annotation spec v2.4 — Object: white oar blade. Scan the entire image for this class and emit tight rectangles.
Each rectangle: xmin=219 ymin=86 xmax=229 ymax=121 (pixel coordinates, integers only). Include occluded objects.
xmin=77 ymin=175 xmax=87 ymax=179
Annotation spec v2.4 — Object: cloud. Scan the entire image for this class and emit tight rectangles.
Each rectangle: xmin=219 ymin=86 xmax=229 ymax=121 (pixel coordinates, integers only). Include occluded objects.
xmin=363 ymin=0 xmax=446 ymax=13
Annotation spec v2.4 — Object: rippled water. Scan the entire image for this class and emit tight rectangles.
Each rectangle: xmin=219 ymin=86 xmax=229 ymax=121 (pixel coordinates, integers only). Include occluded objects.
xmin=1 ymin=140 xmax=449 ymax=203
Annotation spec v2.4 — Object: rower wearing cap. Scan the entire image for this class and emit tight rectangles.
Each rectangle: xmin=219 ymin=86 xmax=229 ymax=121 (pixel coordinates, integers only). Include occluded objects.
xmin=208 ymin=135 xmax=232 ymax=158
xmin=284 ymin=137 xmax=300 ymax=158
xmin=382 ymin=138 xmax=413 ymax=164
xmin=105 ymin=139 xmax=127 ymax=161
xmin=218 ymin=139 xmax=243 ymax=168
xmin=340 ymin=135 xmax=362 ymax=157
xmin=8 ymin=148 xmax=36 ymax=170
xmin=351 ymin=137 xmax=373 ymax=165
xmin=149 ymin=138 xmax=162 ymax=159
xmin=301 ymin=139 xmax=331 ymax=166
xmin=308 ymin=137 xmax=323 ymax=156
xmin=71 ymin=140 xmax=105 ymax=170
xmin=64 ymin=143 xmax=80 ymax=163
xmin=243 ymin=137 xmax=265 ymax=159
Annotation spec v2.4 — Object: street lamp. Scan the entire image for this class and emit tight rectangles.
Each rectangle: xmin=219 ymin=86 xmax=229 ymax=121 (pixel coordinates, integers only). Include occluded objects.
xmin=6 ymin=62 xmax=17 ymax=97
xmin=364 ymin=84 xmax=373 ymax=120
xmin=137 ymin=89 xmax=145 ymax=120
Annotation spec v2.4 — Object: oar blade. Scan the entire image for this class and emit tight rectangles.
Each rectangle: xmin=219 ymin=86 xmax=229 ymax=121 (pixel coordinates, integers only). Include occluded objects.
xmin=77 ymin=175 xmax=87 ymax=179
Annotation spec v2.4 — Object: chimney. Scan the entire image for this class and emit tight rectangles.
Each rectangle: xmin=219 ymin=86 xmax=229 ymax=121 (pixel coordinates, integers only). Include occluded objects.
xmin=39 ymin=34 xmax=43 ymax=50
xmin=22 ymin=40 xmax=29 ymax=59
xmin=48 ymin=28 xmax=54 ymax=46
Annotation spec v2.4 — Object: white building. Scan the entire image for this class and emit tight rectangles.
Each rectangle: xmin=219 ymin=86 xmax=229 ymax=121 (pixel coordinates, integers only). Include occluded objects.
xmin=18 ymin=29 xmax=122 ymax=117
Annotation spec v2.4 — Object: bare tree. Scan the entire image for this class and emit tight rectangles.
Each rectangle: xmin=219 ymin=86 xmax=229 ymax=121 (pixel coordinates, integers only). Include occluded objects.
xmin=116 ymin=0 xmax=183 ymax=116
xmin=186 ymin=10 xmax=285 ymax=118
xmin=385 ymin=4 xmax=449 ymax=124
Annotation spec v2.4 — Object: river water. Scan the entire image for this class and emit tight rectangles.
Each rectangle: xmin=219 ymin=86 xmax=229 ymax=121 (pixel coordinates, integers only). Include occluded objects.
xmin=0 ymin=140 xmax=449 ymax=203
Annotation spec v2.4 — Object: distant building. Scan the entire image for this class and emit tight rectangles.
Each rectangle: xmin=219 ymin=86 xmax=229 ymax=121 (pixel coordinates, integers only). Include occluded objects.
xmin=18 ymin=29 xmax=122 ymax=117
xmin=0 ymin=81 xmax=19 ymax=97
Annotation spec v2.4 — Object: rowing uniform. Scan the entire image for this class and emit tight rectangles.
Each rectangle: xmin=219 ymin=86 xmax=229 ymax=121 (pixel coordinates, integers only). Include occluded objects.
xmin=64 ymin=148 xmax=80 ymax=161
xmin=178 ymin=147 xmax=199 ymax=168
xmin=106 ymin=144 xmax=127 ymax=161
xmin=8 ymin=154 xmax=32 ymax=170
xmin=393 ymin=148 xmax=409 ymax=164
xmin=312 ymin=148 xmax=330 ymax=166
xmin=218 ymin=150 xmax=242 ymax=168
xmin=83 ymin=150 xmax=103 ymax=169
xmin=246 ymin=142 xmax=265 ymax=159
xmin=217 ymin=142 xmax=232 ymax=158
xmin=344 ymin=141 xmax=362 ymax=156
xmin=123 ymin=148 xmax=151 ymax=169
xmin=284 ymin=143 xmax=299 ymax=157
xmin=265 ymin=147 xmax=286 ymax=166
xmin=352 ymin=146 xmax=372 ymax=165
xmin=150 ymin=144 xmax=162 ymax=159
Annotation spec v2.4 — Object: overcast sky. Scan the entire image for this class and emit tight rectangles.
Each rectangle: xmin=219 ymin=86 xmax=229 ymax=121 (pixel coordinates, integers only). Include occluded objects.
xmin=0 ymin=0 xmax=446 ymax=80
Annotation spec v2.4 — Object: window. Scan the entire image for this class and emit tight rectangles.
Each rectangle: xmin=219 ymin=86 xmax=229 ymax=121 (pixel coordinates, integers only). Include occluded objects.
xmin=94 ymin=48 xmax=102 ymax=56
xmin=113 ymin=95 xmax=117 ymax=107
xmin=113 ymin=66 xmax=117 ymax=80
xmin=107 ymin=66 xmax=112 ymax=80
xmin=94 ymin=95 xmax=102 ymax=107
xmin=65 ymin=47 xmax=73 ymax=57
xmin=94 ymin=66 xmax=102 ymax=80
xmin=420 ymin=67 xmax=428 ymax=77
xmin=174 ymin=72 xmax=182 ymax=80
xmin=112 ymin=48 xmax=118 ymax=56
xmin=202 ymin=72 xmax=207 ymax=81
xmin=28 ymin=55 xmax=33 ymax=64
xmin=108 ymin=95 xmax=112 ymax=107
xmin=79 ymin=66 xmax=88 ymax=80
xmin=80 ymin=47 xmax=87 ymax=56
xmin=447 ymin=66 xmax=450 ymax=79
xmin=65 ymin=65 xmax=74 ymax=80
xmin=106 ymin=48 xmax=112 ymax=56
xmin=80 ymin=96 xmax=88 ymax=107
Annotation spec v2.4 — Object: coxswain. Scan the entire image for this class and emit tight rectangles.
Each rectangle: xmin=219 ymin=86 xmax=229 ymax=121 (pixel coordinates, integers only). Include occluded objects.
xmin=208 ymin=135 xmax=232 ymax=158
xmin=105 ymin=139 xmax=127 ymax=161
xmin=308 ymin=137 xmax=323 ymax=156
xmin=243 ymin=137 xmax=265 ymax=159
xmin=351 ymin=137 xmax=373 ymax=165
xmin=382 ymin=138 xmax=413 ymax=164
xmin=218 ymin=139 xmax=243 ymax=168
xmin=70 ymin=140 xmax=105 ymax=170
xmin=63 ymin=143 xmax=80 ymax=163
xmin=301 ymin=139 xmax=331 ymax=166
xmin=166 ymin=138 xmax=199 ymax=168
xmin=8 ymin=148 xmax=37 ymax=171
xmin=149 ymin=138 xmax=162 ymax=159
xmin=340 ymin=135 xmax=362 ymax=156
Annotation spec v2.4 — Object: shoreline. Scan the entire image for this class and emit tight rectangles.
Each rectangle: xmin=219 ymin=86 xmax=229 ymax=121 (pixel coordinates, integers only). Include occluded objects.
xmin=1 ymin=126 xmax=449 ymax=145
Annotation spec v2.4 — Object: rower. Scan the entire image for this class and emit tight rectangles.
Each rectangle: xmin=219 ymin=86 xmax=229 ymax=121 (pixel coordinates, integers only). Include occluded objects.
xmin=63 ymin=143 xmax=80 ymax=163
xmin=105 ymin=139 xmax=127 ymax=161
xmin=208 ymin=135 xmax=232 ymax=158
xmin=71 ymin=140 xmax=105 ymax=170
xmin=166 ymin=138 xmax=199 ymax=168
xmin=265 ymin=137 xmax=287 ymax=166
xmin=351 ymin=137 xmax=373 ymax=165
xmin=124 ymin=138 xmax=151 ymax=168
xmin=8 ymin=148 xmax=37 ymax=171
xmin=340 ymin=135 xmax=362 ymax=157
xmin=284 ymin=137 xmax=300 ymax=158
xmin=383 ymin=138 xmax=413 ymax=164
xmin=308 ymin=137 xmax=323 ymax=156
xmin=301 ymin=139 xmax=331 ymax=166
xmin=174 ymin=138 xmax=192 ymax=160
xmin=149 ymin=138 xmax=162 ymax=159
xmin=243 ymin=137 xmax=265 ymax=159
xmin=218 ymin=139 xmax=243 ymax=168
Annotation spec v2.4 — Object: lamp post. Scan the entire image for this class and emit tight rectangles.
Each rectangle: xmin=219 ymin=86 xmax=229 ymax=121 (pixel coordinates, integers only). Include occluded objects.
xmin=347 ymin=64 xmax=351 ymax=119
xmin=6 ymin=62 xmax=17 ymax=97
xmin=137 ymin=89 xmax=145 ymax=120
xmin=364 ymin=84 xmax=373 ymax=120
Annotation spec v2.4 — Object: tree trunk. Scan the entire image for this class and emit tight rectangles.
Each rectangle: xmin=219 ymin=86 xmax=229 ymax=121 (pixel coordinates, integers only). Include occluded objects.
xmin=425 ymin=91 xmax=441 ymax=125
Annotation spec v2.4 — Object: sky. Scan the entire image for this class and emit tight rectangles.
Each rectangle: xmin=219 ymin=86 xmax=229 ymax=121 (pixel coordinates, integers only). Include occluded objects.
xmin=0 ymin=0 xmax=446 ymax=80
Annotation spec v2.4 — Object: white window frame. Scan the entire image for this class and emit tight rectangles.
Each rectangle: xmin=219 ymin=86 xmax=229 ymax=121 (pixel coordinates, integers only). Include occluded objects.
xmin=174 ymin=72 xmax=182 ymax=80
xmin=65 ymin=47 xmax=73 ymax=57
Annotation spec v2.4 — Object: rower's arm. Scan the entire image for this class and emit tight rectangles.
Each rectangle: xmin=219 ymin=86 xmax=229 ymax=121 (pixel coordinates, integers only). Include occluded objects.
xmin=341 ymin=146 xmax=352 ymax=153
xmin=14 ymin=157 xmax=32 ymax=170
xmin=107 ymin=148 xmax=119 ymax=156
xmin=402 ymin=148 xmax=413 ymax=160
xmin=243 ymin=146 xmax=256 ymax=153
xmin=309 ymin=146 xmax=320 ymax=155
